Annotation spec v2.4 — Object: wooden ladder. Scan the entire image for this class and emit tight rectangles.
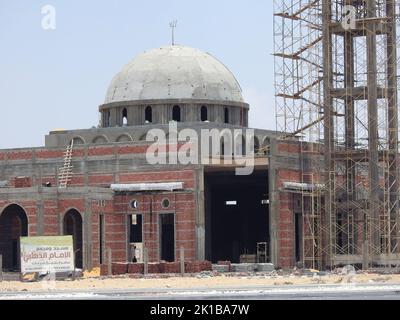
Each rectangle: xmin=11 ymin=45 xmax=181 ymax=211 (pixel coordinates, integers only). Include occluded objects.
xmin=58 ymin=139 xmax=74 ymax=188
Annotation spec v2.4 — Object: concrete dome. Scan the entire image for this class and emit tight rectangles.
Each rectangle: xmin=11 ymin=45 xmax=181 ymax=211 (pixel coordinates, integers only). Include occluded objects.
xmin=105 ymin=45 xmax=244 ymax=104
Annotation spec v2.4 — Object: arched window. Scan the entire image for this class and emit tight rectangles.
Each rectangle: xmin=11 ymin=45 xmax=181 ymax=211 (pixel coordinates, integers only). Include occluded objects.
xmin=254 ymin=136 xmax=260 ymax=154
xmin=172 ymin=105 xmax=181 ymax=122
xmin=224 ymin=107 xmax=229 ymax=124
xmin=201 ymin=106 xmax=208 ymax=121
xmin=122 ymin=108 xmax=128 ymax=126
xmin=234 ymin=134 xmax=246 ymax=156
xmin=145 ymin=106 xmax=152 ymax=123
xmin=71 ymin=137 xmax=85 ymax=145
xmin=261 ymin=137 xmax=270 ymax=155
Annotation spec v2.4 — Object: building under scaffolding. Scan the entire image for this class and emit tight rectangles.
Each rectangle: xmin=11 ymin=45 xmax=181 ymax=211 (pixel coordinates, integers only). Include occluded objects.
xmin=1 ymin=3 xmax=400 ymax=273
xmin=274 ymin=0 xmax=400 ymax=269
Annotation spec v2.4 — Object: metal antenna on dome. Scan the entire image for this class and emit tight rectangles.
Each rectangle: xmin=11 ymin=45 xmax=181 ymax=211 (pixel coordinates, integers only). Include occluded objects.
xmin=169 ymin=20 xmax=177 ymax=45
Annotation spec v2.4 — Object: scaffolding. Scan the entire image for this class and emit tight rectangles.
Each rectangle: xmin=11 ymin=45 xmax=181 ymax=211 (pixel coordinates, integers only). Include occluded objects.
xmin=274 ymin=0 xmax=400 ymax=269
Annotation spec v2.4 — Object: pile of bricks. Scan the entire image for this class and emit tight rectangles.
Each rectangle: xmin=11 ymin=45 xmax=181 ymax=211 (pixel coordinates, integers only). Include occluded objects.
xmin=100 ymin=264 xmax=109 ymax=276
xmin=101 ymin=260 xmax=213 ymax=275
xmin=14 ymin=177 xmax=32 ymax=188
xmin=185 ymin=261 xmax=212 ymax=273
xmin=147 ymin=263 xmax=162 ymax=273
xmin=112 ymin=262 xmax=128 ymax=275
xmin=128 ymin=263 xmax=144 ymax=274
xmin=162 ymin=262 xmax=180 ymax=273
xmin=217 ymin=261 xmax=232 ymax=272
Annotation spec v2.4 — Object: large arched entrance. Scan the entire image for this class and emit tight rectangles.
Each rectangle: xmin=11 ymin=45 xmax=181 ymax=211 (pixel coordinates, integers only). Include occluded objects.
xmin=63 ymin=209 xmax=83 ymax=269
xmin=0 ymin=204 xmax=28 ymax=271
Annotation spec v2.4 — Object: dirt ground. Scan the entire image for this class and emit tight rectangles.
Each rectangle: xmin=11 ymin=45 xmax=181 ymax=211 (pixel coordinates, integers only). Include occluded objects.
xmin=1 ymin=271 xmax=400 ymax=292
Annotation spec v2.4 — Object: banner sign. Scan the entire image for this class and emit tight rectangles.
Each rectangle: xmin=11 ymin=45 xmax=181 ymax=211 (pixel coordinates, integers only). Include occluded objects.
xmin=20 ymin=236 xmax=74 ymax=273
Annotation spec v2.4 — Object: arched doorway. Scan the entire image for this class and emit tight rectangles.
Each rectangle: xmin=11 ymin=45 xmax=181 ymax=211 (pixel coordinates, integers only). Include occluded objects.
xmin=63 ymin=209 xmax=83 ymax=269
xmin=0 ymin=204 xmax=28 ymax=271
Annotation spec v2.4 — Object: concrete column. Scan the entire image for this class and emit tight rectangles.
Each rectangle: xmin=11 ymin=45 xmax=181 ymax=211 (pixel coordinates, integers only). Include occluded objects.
xmin=110 ymin=108 xmax=117 ymax=127
xmin=107 ymin=248 xmax=112 ymax=276
xmin=180 ymin=246 xmax=185 ymax=274
xmin=322 ymin=0 xmax=334 ymax=268
xmin=269 ymin=138 xmax=278 ymax=266
xmin=189 ymin=104 xmax=197 ymax=122
xmin=128 ymin=106 xmax=135 ymax=126
xmin=83 ymin=146 xmax=88 ymax=186
xmin=386 ymin=0 xmax=399 ymax=254
xmin=366 ymin=0 xmax=380 ymax=261
xmin=163 ymin=105 xmax=170 ymax=124
xmin=143 ymin=247 xmax=149 ymax=275
xmin=36 ymin=201 xmax=44 ymax=236
xmin=195 ymin=168 xmax=205 ymax=260
xmin=343 ymin=6 xmax=356 ymax=252
xmin=214 ymin=105 xmax=220 ymax=123
xmin=84 ymin=197 xmax=92 ymax=270
xmin=114 ymin=144 xmax=120 ymax=183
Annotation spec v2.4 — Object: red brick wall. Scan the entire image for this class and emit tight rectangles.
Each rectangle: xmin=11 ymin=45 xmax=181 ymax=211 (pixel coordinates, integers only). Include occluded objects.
xmin=0 ymin=141 xmax=199 ymax=269
xmin=14 ymin=177 xmax=32 ymax=188
xmin=0 ymin=145 xmax=197 ymax=189
xmin=275 ymin=141 xmax=303 ymax=268
xmin=43 ymin=200 xmax=60 ymax=235
xmin=113 ymin=190 xmax=196 ymax=264
xmin=119 ymin=170 xmax=195 ymax=189
xmin=277 ymin=192 xmax=295 ymax=268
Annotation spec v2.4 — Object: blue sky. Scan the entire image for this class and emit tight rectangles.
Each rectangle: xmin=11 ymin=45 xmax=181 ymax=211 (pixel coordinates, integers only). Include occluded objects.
xmin=0 ymin=0 xmax=275 ymax=149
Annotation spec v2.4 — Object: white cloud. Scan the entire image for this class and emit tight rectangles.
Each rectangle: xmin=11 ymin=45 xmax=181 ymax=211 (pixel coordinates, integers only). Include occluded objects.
xmin=242 ymin=88 xmax=276 ymax=130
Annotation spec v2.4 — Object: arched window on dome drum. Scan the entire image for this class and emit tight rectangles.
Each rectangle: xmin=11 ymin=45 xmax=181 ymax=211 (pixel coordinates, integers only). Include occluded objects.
xmin=122 ymin=108 xmax=128 ymax=126
xmin=224 ymin=107 xmax=229 ymax=124
xmin=145 ymin=106 xmax=152 ymax=123
xmin=201 ymin=106 xmax=208 ymax=121
xmin=172 ymin=105 xmax=181 ymax=122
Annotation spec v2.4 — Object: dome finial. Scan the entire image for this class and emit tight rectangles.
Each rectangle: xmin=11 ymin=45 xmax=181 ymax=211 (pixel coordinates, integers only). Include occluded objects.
xmin=169 ymin=19 xmax=177 ymax=45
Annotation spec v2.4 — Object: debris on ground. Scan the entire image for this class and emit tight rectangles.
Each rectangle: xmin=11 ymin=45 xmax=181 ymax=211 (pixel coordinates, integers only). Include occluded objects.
xmin=212 ymin=264 xmax=230 ymax=273
xmin=371 ymin=276 xmax=392 ymax=283
xmin=231 ymin=263 xmax=257 ymax=273
xmin=3 ymin=263 xmax=400 ymax=292
xmin=341 ymin=265 xmax=356 ymax=275
xmin=20 ymin=273 xmax=38 ymax=282
xmin=83 ymin=268 xmax=100 ymax=278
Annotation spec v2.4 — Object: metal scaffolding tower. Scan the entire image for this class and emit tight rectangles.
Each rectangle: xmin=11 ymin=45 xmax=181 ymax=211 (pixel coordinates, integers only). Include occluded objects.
xmin=274 ymin=0 xmax=400 ymax=269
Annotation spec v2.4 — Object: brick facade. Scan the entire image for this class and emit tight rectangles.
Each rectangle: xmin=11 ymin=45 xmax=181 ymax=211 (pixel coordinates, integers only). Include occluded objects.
xmin=0 ymin=143 xmax=200 ymax=270
xmin=0 ymin=137 xmax=310 ymax=270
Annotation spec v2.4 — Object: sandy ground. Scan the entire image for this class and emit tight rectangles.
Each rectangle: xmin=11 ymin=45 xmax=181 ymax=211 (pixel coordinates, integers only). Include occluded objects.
xmin=1 ymin=272 xmax=400 ymax=292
